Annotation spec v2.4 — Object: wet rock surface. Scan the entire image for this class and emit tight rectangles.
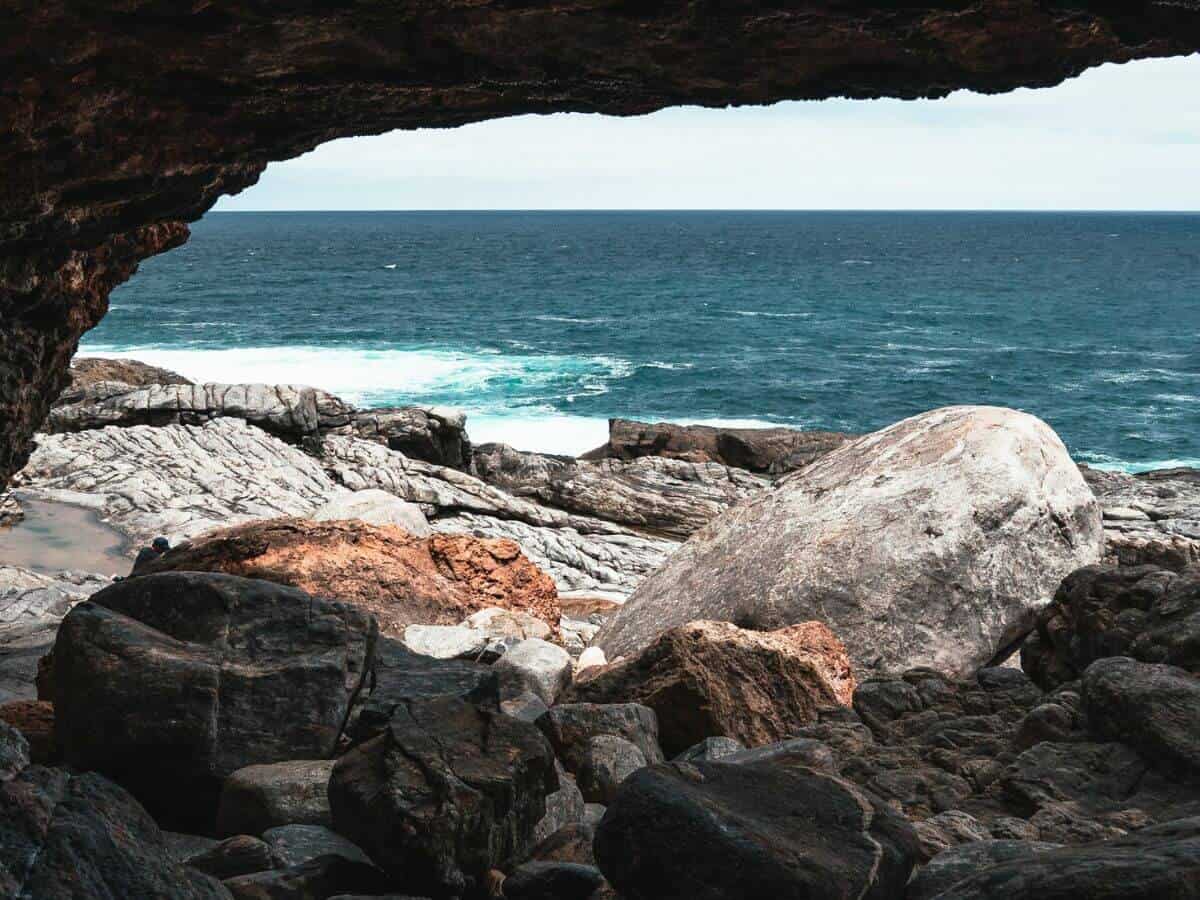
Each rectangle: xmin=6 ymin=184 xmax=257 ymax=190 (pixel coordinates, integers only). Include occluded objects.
xmin=600 ymin=406 xmax=1105 ymax=676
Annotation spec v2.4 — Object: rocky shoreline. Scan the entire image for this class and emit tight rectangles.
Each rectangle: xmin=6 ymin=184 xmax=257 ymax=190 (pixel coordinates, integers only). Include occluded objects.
xmin=1 ymin=358 xmax=1199 ymax=899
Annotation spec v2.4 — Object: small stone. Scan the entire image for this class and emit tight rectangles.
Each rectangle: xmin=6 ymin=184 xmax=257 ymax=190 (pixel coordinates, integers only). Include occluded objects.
xmin=673 ymin=736 xmax=745 ymax=763
xmin=577 ymin=735 xmax=648 ymax=804
xmin=494 ymin=638 xmax=573 ymax=705
xmin=576 ymin=647 xmax=607 ymax=673
xmin=403 ymin=624 xmax=487 ymax=660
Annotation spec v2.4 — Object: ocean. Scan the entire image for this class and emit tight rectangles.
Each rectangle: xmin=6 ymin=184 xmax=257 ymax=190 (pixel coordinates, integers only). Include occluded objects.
xmin=86 ymin=211 xmax=1200 ymax=469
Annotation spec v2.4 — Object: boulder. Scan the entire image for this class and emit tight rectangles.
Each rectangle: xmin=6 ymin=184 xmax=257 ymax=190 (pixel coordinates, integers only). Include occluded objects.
xmin=139 ymin=518 xmax=560 ymax=637
xmin=722 ymin=736 xmax=836 ymax=771
xmin=1082 ymin=656 xmax=1200 ymax=774
xmin=929 ymin=816 xmax=1200 ymax=899
xmin=216 ymin=760 xmax=336 ymax=837
xmin=186 ymin=835 xmax=279 ymax=880
xmin=673 ymin=736 xmax=744 ymax=763
xmin=569 ymin=620 xmax=853 ymax=756
xmin=0 ymin=720 xmax=29 ymax=780
xmin=599 ymin=406 xmax=1104 ymax=676
xmin=262 ymin=825 xmax=374 ymax=870
xmin=402 ymin=624 xmax=487 ymax=660
xmin=576 ymin=735 xmax=648 ymax=805
xmin=63 ymin=356 xmax=193 ymax=395
xmin=501 ymin=861 xmax=605 ymax=900
xmin=51 ymin=572 xmax=376 ymax=831
xmin=906 ymin=839 xmax=1063 ymax=900
xmin=1022 ymin=564 xmax=1200 ymax=689
xmin=536 ymin=703 xmax=664 ymax=773
xmin=0 ymin=699 xmax=54 ymax=764
xmin=0 ymin=766 xmax=230 ymax=898
xmin=348 ymin=638 xmax=497 ymax=744
xmin=328 ymin=696 xmax=558 ymax=897
xmin=527 ymin=821 xmax=597 ymax=866
xmin=593 ymin=761 xmax=920 ymax=900
xmin=345 ymin=404 xmax=471 ymax=469
xmin=595 ymin=418 xmax=853 ymax=474
xmin=311 ymin=489 xmax=431 ymax=535
xmin=223 ymin=855 xmax=390 ymax=900
xmin=532 ymin=761 xmax=586 ymax=844
xmin=494 ymin=638 xmax=573 ymax=706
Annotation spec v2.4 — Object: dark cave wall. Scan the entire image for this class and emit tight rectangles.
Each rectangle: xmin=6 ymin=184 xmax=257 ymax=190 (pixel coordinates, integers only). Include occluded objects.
xmin=3 ymin=0 xmax=1200 ymax=485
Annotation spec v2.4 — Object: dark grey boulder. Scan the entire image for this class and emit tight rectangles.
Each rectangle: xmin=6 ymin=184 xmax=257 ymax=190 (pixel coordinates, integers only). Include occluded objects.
xmin=1082 ymin=656 xmax=1200 ymax=774
xmin=348 ymin=638 xmax=497 ymax=744
xmin=672 ymin=736 xmax=744 ymax=763
xmin=329 ymin=696 xmax=557 ymax=897
xmin=525 ymin=822 xmax=597 ymax=866
xmin=576 ymin=735 xmax=647 ymax=805
xmin=0 ymin=766 xmax=231 ymax=899
xmin=0 ymin=720 xmax=29 ymax=780
xmin=52 ymin=572 xmax=376 ymax=831
xmin=723 ymin=736 xmax=836 ymax=771
xmin=262 ymin=825 xmax=374 ymax=870
xmin=535 ymin=703 xmax=663 ymax=773
xmin=216 ymin=760 xmax=335 ymax=837
xmin=594 ymin=761 xmax=920 ymax=900
xmin=927 ymin=816 xmax=1200 ymax=899
xmin=502 ymin=861 xmax=605 ymax=900
xmin=185 ymin=835 xmax=278 ymax=880
xmin=532 ymin=761 xmax=585 ymax=845
xmin=223 ymin=854 xmax=390 ymax=900
xmin=906 ymin=839 xmax=1062 ymax=900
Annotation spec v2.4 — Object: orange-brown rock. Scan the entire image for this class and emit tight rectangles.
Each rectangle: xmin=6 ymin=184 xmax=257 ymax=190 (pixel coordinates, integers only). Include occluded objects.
xmin=139 ymin=518 xmax=559 ymax=637
xmin=0 ymin=699 xmax=55 ymax=765
xmin=566 ymin=619 xmax=855 ymax=756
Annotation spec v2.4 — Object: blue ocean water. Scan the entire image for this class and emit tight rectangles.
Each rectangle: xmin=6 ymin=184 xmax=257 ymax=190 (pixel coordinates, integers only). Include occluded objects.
xmin=87 ymin=211 xmax=1200 ymax=467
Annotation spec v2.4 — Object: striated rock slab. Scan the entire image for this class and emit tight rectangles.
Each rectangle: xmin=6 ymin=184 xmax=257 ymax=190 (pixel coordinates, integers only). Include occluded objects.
xmin=311 ymin=488 xmax=431 ymax=534
xmin=339 ymin=404 xmax=471 ymax=470
xmin=594 ymin=418 xmax=854 ymax=474
xmin=0 ymin=566 xmax=110 ymax=703
xmin=600 ymin=406 xmax=1104 ymax=676
xmin=140 ymin=518 xmax=559 ymax=636
xmin=1022 ymin=563 xmax=1200 ymax=689
xmin=570 ymin=620 xmax=854 ymax=757
xmin=52 ymin=572 xmax=376 ymax=831
xmin=63 ymin=356 xmax=192 ymax=395
xmin=14 ymin=418 xmax=341 ymax=548
xmin=594 ymin=760 xmax=919 ymax=900
xmin=473 ymin=442 xmax=767 ymax=538
xmin=0 ymin=491 xmax=21 ymax=528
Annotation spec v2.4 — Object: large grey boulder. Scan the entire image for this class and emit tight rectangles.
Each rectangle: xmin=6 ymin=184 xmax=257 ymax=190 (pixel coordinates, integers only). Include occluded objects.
xmin=599 ymin=406 xmax=1104 ymax=676
xmin=312 ymin=488 xmax=431 ymax=535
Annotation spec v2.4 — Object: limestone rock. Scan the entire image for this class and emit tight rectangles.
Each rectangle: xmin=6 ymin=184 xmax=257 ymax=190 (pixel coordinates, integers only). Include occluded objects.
xmin=312 ymin=488 xmax=431 ymax=534
xmin=600 ymin=406 xmax=1104 ymax=676
xmin=139 ymin=518 xmax=560 ymax=637
xmin=341 ymin=405 xmax=471 ymax=469
xmin=595 ymin=418 xmax=854 ymax=474
xmin=570 ymin=620 xmax=853 ymax=756
xmin=403 ymin=624 xmax=488 ymax=660
xmin=328 ymin=696 xmax=557 ymax=897
xmin=1022 ymin=563 xmax=1200 ymax=689
xmin=0 ymin=766 xmax=231 ymax=898
xmin=494 ymin=638 xmax=573 ymax=706
xmin=593 ymin=761 xmax=920 ymax=900
xmin=216 ymin=760 xmax=336 ymax=837
xmin=52 ymin=572 xmax=376 ymax=831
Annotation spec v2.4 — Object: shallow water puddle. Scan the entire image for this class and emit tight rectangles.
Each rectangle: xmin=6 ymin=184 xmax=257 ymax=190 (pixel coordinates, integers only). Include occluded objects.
xmin=0 ymin=497 xmax=131 ymax=576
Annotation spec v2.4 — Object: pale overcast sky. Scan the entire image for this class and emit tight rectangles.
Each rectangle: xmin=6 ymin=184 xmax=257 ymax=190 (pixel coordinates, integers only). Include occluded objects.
xmin=216 ymin=55 xmax=1200 ymax=212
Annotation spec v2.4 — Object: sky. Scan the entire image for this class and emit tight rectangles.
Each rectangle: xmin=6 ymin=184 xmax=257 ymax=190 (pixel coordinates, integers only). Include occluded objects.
xmin=216 ymin=55 xmax=1200 ymax=212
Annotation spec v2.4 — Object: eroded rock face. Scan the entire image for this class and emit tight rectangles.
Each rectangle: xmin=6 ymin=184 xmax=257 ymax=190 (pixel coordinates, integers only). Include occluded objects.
xmin=139 ymin=517 xmax=560 ymax=636
xmin=594 ymin=760 xmax=920 ymax=900
xmin=600 ymin=406 xmax=1104 ymax=676
xmin=596 ymin=418 xmax=854 ymax=474
xmin=64 ymin=355 xmax=192 ymax=395
xmin=51 ymin=572 xmax=376 ymax=831
xmin=569 ymin=620 xmax=854 ymax=757
xmin=328 ymin=696 xmax=557 ymax=897
xmin=4 ymin=1 xmax=1200 ymax=490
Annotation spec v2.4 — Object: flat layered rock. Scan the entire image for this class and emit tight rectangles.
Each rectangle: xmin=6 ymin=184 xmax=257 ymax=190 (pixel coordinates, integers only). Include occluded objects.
xmin=140 ymin=518 xmax=559 ymax=636
xmin=600 ymin=406 xmax=1104 ymax=676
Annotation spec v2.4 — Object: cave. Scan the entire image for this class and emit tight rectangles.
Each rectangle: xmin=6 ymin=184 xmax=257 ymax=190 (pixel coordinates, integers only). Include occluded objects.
xmin=3 ymin=1 xmax=1200 ymax=489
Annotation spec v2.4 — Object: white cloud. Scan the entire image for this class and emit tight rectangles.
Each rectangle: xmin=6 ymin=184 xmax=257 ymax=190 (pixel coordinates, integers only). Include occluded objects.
xmin=216 ymin=55 xmax=1200 ymax=211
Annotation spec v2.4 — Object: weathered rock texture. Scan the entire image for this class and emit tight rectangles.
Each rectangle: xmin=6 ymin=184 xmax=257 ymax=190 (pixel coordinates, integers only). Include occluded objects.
xmin=599 ymin=406 xmax=1104 ymax=676
xmin=1022 ymin=563 xmax=1200 ymax=689
xmin=51 ymin=572 xmax=376 ymax=830
xmin=138 ymin=517 xmax=560 ymax=635
xmin=569 ymin=620 xmax=854 ymax=756
xmin=4 ymin=0 xmax=1200 ymax=489
xmin=593 ymin=418 xmax=853 ymax=474
xmin=64 ymin=355 xmax=192 ymax=395
xmin=1082 ymin=464 xmax=1200 ymax=568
